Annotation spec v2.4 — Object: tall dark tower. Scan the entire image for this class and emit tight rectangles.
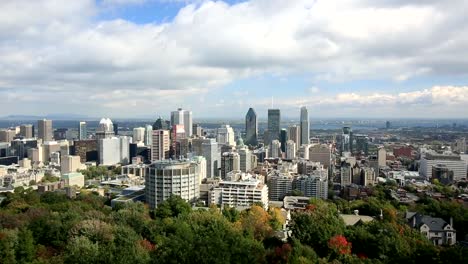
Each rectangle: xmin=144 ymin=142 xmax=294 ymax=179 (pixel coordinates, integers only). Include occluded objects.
xmin=300 ymin=106 xmax=310 ymax=146
xmin=245 ymin=108 xmax=258 ymax=146
xmin=267 ymin=109 xmax=281 ymax=144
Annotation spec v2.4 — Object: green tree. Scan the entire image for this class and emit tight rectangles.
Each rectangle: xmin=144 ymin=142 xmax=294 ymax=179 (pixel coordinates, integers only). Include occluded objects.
xmin=64 ymin=236 xmax=100 ymax=264
xmin=16 ymin=228 xmax=35 ymax=263
xmin=290 ymin=199 xmax=345 ymax=256
xmin=154 ymin=195 xmax=191 ymax=219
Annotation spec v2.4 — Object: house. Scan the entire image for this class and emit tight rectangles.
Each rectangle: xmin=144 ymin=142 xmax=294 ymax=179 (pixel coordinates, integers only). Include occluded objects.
xmin=406 ymin=212 xmax=456 ymax=245
xmin=340 ymin=210 xmax=375 ymax=226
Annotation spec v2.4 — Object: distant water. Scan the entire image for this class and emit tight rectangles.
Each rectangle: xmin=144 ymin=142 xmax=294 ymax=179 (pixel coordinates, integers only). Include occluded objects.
xmin=1 ymin=119 xmax=467 ymax=131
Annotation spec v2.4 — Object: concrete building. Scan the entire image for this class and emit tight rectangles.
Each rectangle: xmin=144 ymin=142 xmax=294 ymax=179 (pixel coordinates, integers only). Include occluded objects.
xmin=221 ymin=152 xmax=240 ymax=179
xmin=341 ymin=126 xmax=352 ymax=153
xmin=62 ymin=172 xmax=85 ymax=188
xmin=192 ymin=156 xmax=207 ymax=184
xmin=378 ymin=147 xmax=387 ymax=167
xmin=19 ymin=124 xmax=34 ymax=138
xmin=453 ymin=138 xmax=466 ymax=154
xmin=432 ymin=164 xmax=455 ymax=185
xmin=245 ymin=108 xmax=258 ymax=146
xmin=38 ymin=119 xmax=53 ymax=142
xmin=286 ymin=140 xmax=296 ymax=160
xmin=61 ymin=155 xmax=83 ymax=174
xmin=144 ymin=125 xmax=153 ymax=147
xmin=270 ymin=140 xmax=282 ymax=158
xmin=73 ymin=139 xmax=98 ymax=162
xmin=192 ymin=124 xmax=203 ymax=137
xmin=98 ymin=136 xmax=131 ymax=166
xmin=309 ymin=144 xmax=332 ymax=169
xmin=209 ymin=172 xmax=268 ymax=210
xmin=293 ymin=173 xmax=328 ymax=199
xmin=151 ymin=130 xmax=170 ymax=161
xmin=298 ymin=144 xmax=310 ymax=160
xmin=95 ymin=118 xmax=114 ymax=141
xmin=237 ymin=147 xmax=253 ymax=172
xmin=288 ymin=125 xmax=300 ymax=148
xmin=420 ymin=152 xmax=467 ymax=181
xmin=78 ymin=121 xmax=87 ymax=140
xmin=171 ymin=108 xmax=193 ymax=137
xmin=145 ymin=160 xmax=200 ymax=209
xmin=202 ymin=138 xmax=220 ymax=178
xmin=267 ymin=109 xmax=281 ymax=144
xmin=0 ymin=129 xmax=16 ymax=143
xmin=133 ymin=127 xmax=146 ymax=144
xmin=217 ymin=124 xmax=235 ymax=146
xmin=268 ymin=173 xmax=294 ymax=201
xmin=300 ymin=106 xmax=310 ymax=146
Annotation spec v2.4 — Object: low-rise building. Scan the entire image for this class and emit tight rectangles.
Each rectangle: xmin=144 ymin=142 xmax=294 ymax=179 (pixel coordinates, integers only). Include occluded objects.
xmin=406 ymin=212 xmax=456 ymax=246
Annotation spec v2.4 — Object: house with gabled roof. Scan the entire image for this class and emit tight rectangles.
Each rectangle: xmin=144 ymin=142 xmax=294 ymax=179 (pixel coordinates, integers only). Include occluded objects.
xmin=406 ymin=212 xmax=456 ymax=246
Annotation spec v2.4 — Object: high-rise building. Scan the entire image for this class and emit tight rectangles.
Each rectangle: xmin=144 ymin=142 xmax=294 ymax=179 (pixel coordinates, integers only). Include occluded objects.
xmin=221 ymin=152 xmax=240 ymax=179
xmin=202 ymin=138 xmax=220 ymax=178
xmin=309 ymin=144 xmax=332 ymax=169
xmin=453 ymin=138 xmax=466 ymax=154
xmin=78 ymin=122 xmax=87 ymax=140
xmin=145 ymin=160 xmax=200 ymax=209
xmin=0 ymin=130 xmax=16 ymax=143
xmin=217 ymin=124 xmax=235 ymax=146
xmin=171 ymin=108 xmax=193 ymax=137
xmin=378 ymin=147 xmax=387 ymax=167
xmin=209 ymin=172 xmax=268 ymax=210
xmin=238 ymin=147 xmax=252 ymax=173
xmin=270 ymin=140 xmax=281 ymax=158
xmin=192 ymin=124 xmax=203 ymax=137
xmin=144 ymin=125 xmax=153 ymax=147
xmin=341 ymin=126 xmax=352 ymax=153
xmin=96 ymin=118 xmax=114 ymax=140
xmin=354 ymin=134 xmax=369 ymax=155
xmin=20 ymin=124 xmax=34 ymax=138
xmin=267 ymin=109 xmax=281 ymax=144
xmin=288 ymin=125 xmax=300 ymax=148
xmin=293 ymin=173 xmax=328 ymax=199
xmin=245 ymin=108 xmax=258 ymax=146
xmin=53 ymin=128 xmax=69 ymax=140
xmin=38 ymin=119 xmax=53 ymax=142
xmin=98 ymin=136 xmax=131 ymax=165
xmin=73 ymin=139 xmax=98 ymax=162
xmin=60 ymin=155 xmax=83 ymax=174
xmin=420 ymin=152 xmax=467 ymax=181
xmin=151 ymin=130 xmax=170 ymax=161
xmin=133 ymin=127 xmax=145 ymax=144
xmin=268 ymin=173 xmax=294 ymax=201
xmin=300 ymin=106 xmax=310 ymax=146
xmin=10 ymin=138 xmax=38 ymax=159
xmin=153 ymin=117 xmax=170 ymax=130
xmin=286 ymin=140 xmax=296 ymax=160
xmin=113 ymin=122 xmax=119 ymax=136
xmin=280 ymin=129 xmax=287 ymax=153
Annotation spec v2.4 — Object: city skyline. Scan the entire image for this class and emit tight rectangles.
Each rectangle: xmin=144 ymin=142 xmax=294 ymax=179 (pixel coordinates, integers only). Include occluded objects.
xmin=1 ymin=0 xmax=468 ymax=118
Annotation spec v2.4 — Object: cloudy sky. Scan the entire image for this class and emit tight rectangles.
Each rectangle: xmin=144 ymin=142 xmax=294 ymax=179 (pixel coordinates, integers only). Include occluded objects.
xmin=1 ymin=0 xmax=468 ymax=119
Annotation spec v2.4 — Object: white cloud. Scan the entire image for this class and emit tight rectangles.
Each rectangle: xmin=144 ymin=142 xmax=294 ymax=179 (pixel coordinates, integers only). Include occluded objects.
xmin=0 ymin=0 xmax=468 ymax=117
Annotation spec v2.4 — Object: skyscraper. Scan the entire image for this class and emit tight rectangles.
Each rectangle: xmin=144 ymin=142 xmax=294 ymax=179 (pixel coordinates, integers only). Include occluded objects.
xmin=78 ymin=122 xmax=87 ymax=140
xmin=151 ymin=130 xmax=170 ymax=161
xmin=96 ymin=118 xmax=114 ymax=141
xmin=144 ymin=125 xmax=153 ymax=147
xmin=217 ymin=124 xmax=235 ymax=146
xmin=37 ymin=119 xmax=53 ymax=142
xmin=133 ymin=127 xmax=145 ymax=144
xmin=20 ymin=124 xmax=34 ymax=138
xmin=202 ymin=138 xmax=220 ymax=178
xmin=280 ymin=129 xmax=287 ymax=153
xmin=288 ymin=125 xmax=300 ymax=148
xmin=153 ymin=117 xmax=170 ymax=130
xmin=221 ymin=152 xmax=240 ymax=179
xmin=267 ymin=109 xmax=280 ymax=144
xmin=171 ymin=108 xmax=193 ymax=137
xmin=245 ymin=108 xmax=258 ymax=146
xmin=300 ymin=106 xmax=310 ymax=146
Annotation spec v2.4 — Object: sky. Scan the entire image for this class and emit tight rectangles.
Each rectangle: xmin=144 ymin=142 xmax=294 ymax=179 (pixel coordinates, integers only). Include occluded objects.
xmin=1 ymin=0 xmax=468 ymax=119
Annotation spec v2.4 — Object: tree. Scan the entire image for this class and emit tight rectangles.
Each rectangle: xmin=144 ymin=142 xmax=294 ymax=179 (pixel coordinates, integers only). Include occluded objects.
xmin=222 ymin=206 xmax=240 ymax=223
xmin=154 ymin=195 xmax=191 ymax=219
xmin=238 ymin=205 xmax=273 ymax=241
xmin=64 ymin=236 xmax=100 ymax=264
xmin=16 ymin=228 xmax=35 ymax=263
xmin=290 ymin=199 xmax=345 ymax=256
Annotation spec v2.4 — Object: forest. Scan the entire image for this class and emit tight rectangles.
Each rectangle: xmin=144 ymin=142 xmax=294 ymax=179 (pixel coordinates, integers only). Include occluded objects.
xmin=0 ymin=186 xmax=467 ymax=264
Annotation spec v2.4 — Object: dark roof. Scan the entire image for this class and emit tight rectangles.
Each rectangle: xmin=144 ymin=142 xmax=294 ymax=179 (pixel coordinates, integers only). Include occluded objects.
xmin=407 ymin=212 xmax=455 ymax=232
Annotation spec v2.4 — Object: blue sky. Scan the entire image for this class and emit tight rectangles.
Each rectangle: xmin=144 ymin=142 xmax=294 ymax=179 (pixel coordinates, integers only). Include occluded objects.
xmin=1 ymin=0 xmax=468 ymax=119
